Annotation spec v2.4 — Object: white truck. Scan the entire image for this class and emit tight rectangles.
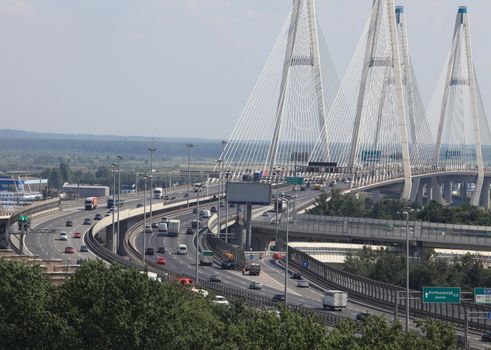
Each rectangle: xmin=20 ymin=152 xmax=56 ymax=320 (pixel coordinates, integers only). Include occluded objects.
xmin=153 ymin=187 xmax=163 ymax=199
xmin=322 ymin=290 xmax=348 ymax=311
xmin=199 ymin=250 xmax=214 ymax=266
xmin=167 ymin=219 xmax=180 ymax=237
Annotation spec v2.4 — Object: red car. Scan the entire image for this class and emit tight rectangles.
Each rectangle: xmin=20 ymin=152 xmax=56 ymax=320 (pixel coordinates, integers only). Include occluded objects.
xmin=177 ymin=277 xmax=193 ymax=286
xmin=273 ymin=253 xmax=284 ymax=260
xmin=73 ymin=232 xmax=81 ymax=238
xmin=157 ymin=256 xmax=167 ymax=265
xmin=64 ymin=246 xmax=75 ymax=254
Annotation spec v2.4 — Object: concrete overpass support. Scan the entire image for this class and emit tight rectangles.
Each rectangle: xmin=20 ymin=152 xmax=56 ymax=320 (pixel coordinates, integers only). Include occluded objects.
xmin=460 ymin=182 xmax=468 ymax=203
xmin=409 ymin=178 xmax=420 ymax=204
xmin=431 ymin=177 xmax=443 ymax=204
xmin=443 ymin=181 xmax=453 ymax=205
xmin=117 ymin=221 xmax=128 ymax=256
xmin=371 ymin=190 xmax=381 ymax=203
xmin=479 ymin=179 xmax=491 ymax=209
xmin=105 ymin=225 xmax=113 ymax=251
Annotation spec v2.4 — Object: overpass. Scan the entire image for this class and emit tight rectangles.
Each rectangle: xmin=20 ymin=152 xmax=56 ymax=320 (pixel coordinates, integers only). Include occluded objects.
xmin=252 ymin=213 xmax=491 ymax=252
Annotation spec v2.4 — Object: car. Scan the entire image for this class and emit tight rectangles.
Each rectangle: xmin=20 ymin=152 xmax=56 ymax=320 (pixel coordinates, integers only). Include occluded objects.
xmin=151 ymin=222 xmax=159 ymax=229
xmin=83 ymin=218 xmax=92 ymax=225
xmin=136 ymin=203 xmax=143 ymax=208
xmin=106 ymin=210 xmax=112 ymax=215
xmin=145 ymin=247 xmax=155 ymax=255
xmin=186 ymin=228 xmax=194 ymax=235
xmin=212 ymin=295 xmax=229 ymax=306
xmin=160 ymin=217 xmax=170 ymax=224
xmin=105 ymin=212 xmax=111 ymax=217
xmin=73 ymin=232 xmax=81 ymax=239
xmin=144 ymin=225 xmax=152 ymax=233
xmin=66 ymin=220 xmax=73 ymax=227
xmin=262 ymin=211 xmax=271 ymax=217
xmin=209 ymin=273 xmax=222 ymax=282
xmin=220 ymin=202 xmax=225 ymax=208
xmin=94 ymin=213 xmax=102 ymax=220
xmin=229 ymin=203 xmax=235 ymax=208
xmin=272 ymin=253 xmax=284 ymax=260
xmin=192 ymin=208 xmax=198 ymax=214
xmin=59 ymin=232 xmax=68 ymax=241
xmin=64 ymin=246 xmax=75 ymax=254
xmin=481 ymin=331 xmax=491 ymax=342
xmin=272 ymin=294 xmax=286 ymax=302
xmin=356 ymin=312 xmax=370 ymax=321
xmin=191 ymin=288 xmax=209 ymax=297
xmin=184 ymin=193 xmax=188 ymax=198
xmin=157 ymin=246 xmax=166 ymax=253
xmin=157 ymin=256 xmax=166 ymax=265
xmin=297 ymin=279 xmax=309 ymax=288
xmin=249 ymin=281 xmax=263 ymax=290
xmin=210 ymin=206 xmax=217 ymax=213
xmin=221 ymin=261 xmax=235 ymax=270
xmin=177 ymin=277 xmax=193 ymax=286
xmin=291 ymin=272 xmax=302 ymax=279
xmin=80 ymin=245 xmax=89 ymax=252
xmin=170 ymin=196 xmax=176 ymax=200
xmin=163 ymin=195 xmax=170 ymax=200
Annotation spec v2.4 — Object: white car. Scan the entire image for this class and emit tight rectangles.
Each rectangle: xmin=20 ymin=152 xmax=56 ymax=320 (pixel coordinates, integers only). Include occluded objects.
xmin=59 ymin=232 xmax=68 ymax=241
xmin=212 ymin=295 xmax=229 ymax=306
xmin=297 ymin=279 xmax=310 ymax=288
xmin=191 ymin=288 xmax=209 ymax=297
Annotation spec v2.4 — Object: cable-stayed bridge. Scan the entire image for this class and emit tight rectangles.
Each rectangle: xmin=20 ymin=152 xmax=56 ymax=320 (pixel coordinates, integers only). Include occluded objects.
xmin=214 ymin=1 xmax=491 ymax=207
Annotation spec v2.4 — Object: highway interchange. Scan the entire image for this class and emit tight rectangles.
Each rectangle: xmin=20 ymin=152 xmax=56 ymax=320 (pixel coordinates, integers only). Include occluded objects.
xmin=23 ymin=184 xmax=489 ymax=348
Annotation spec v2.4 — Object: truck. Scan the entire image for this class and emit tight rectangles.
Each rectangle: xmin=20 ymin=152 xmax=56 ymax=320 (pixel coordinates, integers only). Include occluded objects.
xmin=167 ymin=219 xmax=180 ymax=237
xmin=107 ymin=196 xmax=124 ymax=208
xmin=221 ymin=252 xmax=235 ymax=269
xmin=322 ymin=290 xmax=348 ymax=311
xmin=200 ymin=250 xmax=214 ymax=266
xmin=153 ymin=187 xmax=163 ymax=199
xmin=243 ymin=263 xmax=261 ymax=276
xmin=84 ymin=197 xmax=98 ymax=210
xmin=191 ymin=219 xmax=202 ymax=229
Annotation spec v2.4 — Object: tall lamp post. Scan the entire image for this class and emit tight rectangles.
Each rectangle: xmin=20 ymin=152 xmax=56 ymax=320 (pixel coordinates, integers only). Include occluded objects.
xmin=111 ymin=162 xmax=117 ymax=253
xmin=283 ymin=196 xmax=294 ymax=307
xmin=194 ymin=184 xmax=202 ymax=287
xmin=148 ymin=147 xmax=156 ymax=218
xmin=186 ymin=143 xmax=194 ymax=207
xmin=225 ymin=170 xmax=230 ymax=243
xmin=401 ymin=210 xmax=411 ymax=332
xmin=115 ymin=155 xmax=124 ymax=254
xmin=216 ymin=159 xmax=222 ymax=235
xmin=142 ymin=175 xmax=148 ymax=266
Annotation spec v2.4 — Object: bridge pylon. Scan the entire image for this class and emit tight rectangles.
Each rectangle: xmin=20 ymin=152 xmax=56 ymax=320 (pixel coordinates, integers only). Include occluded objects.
xmin=215 ymin=0 xmax=339 ymax=179
xmin=430 ymin=7 xmax=491 ymax=206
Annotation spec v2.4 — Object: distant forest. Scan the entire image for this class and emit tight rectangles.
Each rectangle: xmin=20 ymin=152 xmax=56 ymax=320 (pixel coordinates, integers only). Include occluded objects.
xmin=0 ymin=129 xmax=223 ymax=172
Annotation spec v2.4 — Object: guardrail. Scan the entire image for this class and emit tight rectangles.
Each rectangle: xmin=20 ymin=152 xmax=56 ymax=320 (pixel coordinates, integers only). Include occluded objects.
xmin=288 ymin=247 xmax=491 ymax=333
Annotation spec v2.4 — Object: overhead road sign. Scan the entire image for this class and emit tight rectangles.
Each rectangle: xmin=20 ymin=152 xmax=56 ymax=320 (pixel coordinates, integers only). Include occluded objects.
xmin=474 ymin=288 xmax=491 ymax=304
xmin=423 ymin=287 xmax=461 ymax=304
xmin=286 ymin=177 xmax=304 ymax=185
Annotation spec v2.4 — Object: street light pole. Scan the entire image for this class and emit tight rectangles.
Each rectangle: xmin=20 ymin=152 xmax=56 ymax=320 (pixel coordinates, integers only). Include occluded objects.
xmin=142 ymin=175 xmax=147 ymax=266
xmin=195 ymin=186 xmax=200 ymax=287
xmin=148 ymin=147 xmax=156 ymax=219
xmin=217 ymin=159 xmax=222 ymax=235
xmin=186 ymin=143 xmax=194 ymax=207
xmin=403 ymin=210 xmax=410 ymax=332
xmin=111 ymin=163 xmax=117 ymax=253
xmin=284 ymin=198 xmax=289 ymax=307
xmin=225 ymin=171 xmax=230 ymax=243
xmin=116 ymin=155 xmax=124 ymax=254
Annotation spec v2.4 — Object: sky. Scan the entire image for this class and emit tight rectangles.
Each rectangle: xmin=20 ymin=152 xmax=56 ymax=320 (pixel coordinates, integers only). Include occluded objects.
xmin=0 ymin=0 xmax=490 ymax=140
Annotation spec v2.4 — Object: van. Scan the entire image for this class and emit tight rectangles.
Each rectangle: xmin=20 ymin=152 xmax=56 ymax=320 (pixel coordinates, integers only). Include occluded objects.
xmin=158 ymin=222 xmax=168 ymax=232
xmin=200 ymin=210 xmax=211 ymax=218
xmin=177 ymin=244 xmax=188 ymax=255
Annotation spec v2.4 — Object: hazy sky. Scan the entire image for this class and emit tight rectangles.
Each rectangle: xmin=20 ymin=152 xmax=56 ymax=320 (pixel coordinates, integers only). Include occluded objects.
xmin=0 ymin=0 xmax=489 ymax=139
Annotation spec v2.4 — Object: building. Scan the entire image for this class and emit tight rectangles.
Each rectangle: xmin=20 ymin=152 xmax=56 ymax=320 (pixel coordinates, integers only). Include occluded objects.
xmin=61 ymin=183 xmax=109 ymax=199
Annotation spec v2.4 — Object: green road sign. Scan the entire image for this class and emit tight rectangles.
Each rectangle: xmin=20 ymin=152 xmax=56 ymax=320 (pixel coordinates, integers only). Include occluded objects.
xmin=475 ymin=288 xmax=491 ymax=304
xmin=286 ymin=177 xmax=304 ymax=185
xmin=423 ymin=287 xmax=461 ymax=303
xmin=19 ymin=215 xmax=29 ymax=222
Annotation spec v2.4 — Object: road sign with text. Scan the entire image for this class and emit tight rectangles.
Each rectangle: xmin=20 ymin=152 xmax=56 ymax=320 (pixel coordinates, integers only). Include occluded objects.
xmin=475 ymin=288 xmax=491 ymax=304
xmin=423 ymin=287 xmax=461 ymax=304
xmin=286 ymin=177 xmax=304 ymax=185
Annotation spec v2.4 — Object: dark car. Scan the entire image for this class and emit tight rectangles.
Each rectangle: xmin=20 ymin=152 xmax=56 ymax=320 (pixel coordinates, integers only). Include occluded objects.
xmin=186 ymin=228 xmax=194 ymax=235
xmin=482 ymin=331 xmax=491 ymax=342
xmin=209 ymin=273 xmax=222 ymax=282
xmin=151 ymin=222 xmax=159 ymax=229
xmin=83 ymin=218 xmax=92 ymax=225
xmin=64 ymin=246 xmax=75 ymax=254
xmin=291 ymin=272 xmax=302 ymax=279
xmin=145 ymin=247 xmax=155 ymax=255
xmin=136 ymin=203 xmax=143 ymax=208
xmin=66 ymin=220 xmax=73 ymax=227
xmin=356 ymin=312 xmax=370 ymax=321
xmin=80 ymin=245 xmax=89 ymax=252
xmin=171 ymin=196 xmax=176 ymax=200
xmin=272 ymin=294 xmax=286 ymax=302
xmin=210 ymin=206 xmax=217 ymax=213
xmin=157 ymin=246 xmax=166 ymax=253
xmin=94 ymin=213 xmax=102 ymax=220
xmin=229 ymin=203 xmax=235 ymax=208
xmin=192 ymin=208 xmax=198 ymax=214
xmin=221 ymin=261 xmax=235 ymax=270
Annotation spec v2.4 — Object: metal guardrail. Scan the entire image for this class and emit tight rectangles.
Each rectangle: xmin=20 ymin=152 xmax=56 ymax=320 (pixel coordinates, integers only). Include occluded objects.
xmin=288 ymin=247 xmax=491 ymax=333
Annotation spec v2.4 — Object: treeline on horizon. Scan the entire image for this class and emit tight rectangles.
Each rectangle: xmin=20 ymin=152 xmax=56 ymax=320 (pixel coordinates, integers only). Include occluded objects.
xmin=0 ymin=260 xmax=458 ymax=350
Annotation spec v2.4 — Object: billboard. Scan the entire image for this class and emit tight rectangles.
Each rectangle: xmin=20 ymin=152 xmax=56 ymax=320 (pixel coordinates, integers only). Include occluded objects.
xmin=227 ymin=182 xmax=272 ymax=205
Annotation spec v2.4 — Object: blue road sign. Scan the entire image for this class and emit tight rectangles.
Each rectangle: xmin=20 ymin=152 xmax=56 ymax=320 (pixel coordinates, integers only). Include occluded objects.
xmin=487 ymin=312 xmax=491 ymax=320
xmin=249 ymin=254 xmax=254 ymax=260
xmin=303 ymin=259 xmax=309 ymax=268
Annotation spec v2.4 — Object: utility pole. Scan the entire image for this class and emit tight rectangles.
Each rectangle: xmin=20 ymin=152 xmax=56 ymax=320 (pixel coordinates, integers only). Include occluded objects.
xmin=148 ymin=147 xmax=156 ymax=218
xmin=186 ymin=143 xmax=194 ymax=207
xmin=116 ymin=155 xmax=124 ymax=254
